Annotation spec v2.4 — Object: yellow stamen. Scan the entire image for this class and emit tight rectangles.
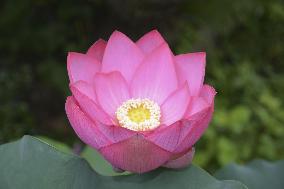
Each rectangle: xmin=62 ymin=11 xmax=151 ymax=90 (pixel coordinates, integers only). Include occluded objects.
xmin=116 ymin=98 xmax=161 ymax=131
xmin=127 ymin=105 xmax=151 ymax=123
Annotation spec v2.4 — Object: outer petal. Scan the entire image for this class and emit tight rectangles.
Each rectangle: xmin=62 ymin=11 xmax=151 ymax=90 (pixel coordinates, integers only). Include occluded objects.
xmin=131 ymin=43 xmax=178 ymax=104
xmin=101 ymin=31 xmax=144 ymax=82
xmin=161 ymin=83 xmax=190 ymax=125
xmin=94 ymin=72 xmax=130 ymax=119
xmin=71 ymin=82 xmax=136 ymax=143
xmin=186 ymin=84 xmax=216 ymax=119
xmin=96 ymin=123 xmax=136 ymax=143
xmin=163 ymin=148 xmax=195 ymax=169
xmin=70 ymin=81 xmax=113 ymax=125
xmin=185 ymin=97 xmax=209 ymax=118
xmin=70 ymin=80 xmax=96 ymax=102
xmin=99 ymin=134 xmax=171 ymax=173
xmin=136 ymin=30 xmax=166 ymax=54
xmin=146 ymin=122 xmax=182 ymax=152
xmin=200 ymin=84 xmax=216 ymax=104
xmin=175 ymin=52 xmax=206 ymax=96
xmin=174 ymin=85 xmax=216 ymax=153
xmin=65 ymin=96 xmax=111 ymax=149
xmin=86 ymin=39 xmax=107 ymax=62
xmin=174 ymin=108 xmax=213 ymax=153
xmin=67 ymin=52 xmax=101 ymax=84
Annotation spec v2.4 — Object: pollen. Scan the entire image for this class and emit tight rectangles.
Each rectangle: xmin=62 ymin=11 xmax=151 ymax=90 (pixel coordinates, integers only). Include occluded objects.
xmin=116 ymin=98 xmax=161 ymax=131
xmin=127 ymin=105 xmax=151 ymax=123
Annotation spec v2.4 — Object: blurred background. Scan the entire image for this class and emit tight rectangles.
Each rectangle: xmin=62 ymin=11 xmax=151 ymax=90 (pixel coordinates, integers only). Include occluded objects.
xmin=1 ymin=0 xmax=284 ymax=172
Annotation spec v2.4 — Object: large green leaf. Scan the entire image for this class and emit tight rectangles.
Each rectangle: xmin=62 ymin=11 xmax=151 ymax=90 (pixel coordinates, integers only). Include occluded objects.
xmin=81 ymin=146 xmax=130 ymax=176
xmin=35 ymin=135 xmax=73 ymax=154
xmin=215 ymin=159 xmax=284 ymax=189
xmin=36 ymin=136 xmax=127 ymax=176
xmin=0 ymin=136 xmax=247 ymax=189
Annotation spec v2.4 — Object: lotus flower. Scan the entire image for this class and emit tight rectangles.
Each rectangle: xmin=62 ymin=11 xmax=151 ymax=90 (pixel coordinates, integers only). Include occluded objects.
xmin=65 ymin=30 xmax=216 ymax=173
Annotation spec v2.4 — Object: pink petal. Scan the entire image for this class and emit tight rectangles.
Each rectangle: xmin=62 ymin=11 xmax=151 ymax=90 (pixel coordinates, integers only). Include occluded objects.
xmin=86 ymin=39 xmax=107 ymax=62
xmin=161 ymin=83 xmax=190 ymax=125
xmin=163 ymin=147 xmax=195 ymax=169
xmin=96 ymin=124 xmax=136 ymax=143
xmin=146 ymin=122 xmax=182 ymax=152
xmin=177 ymin=85 xmax=216 ymax=147
xmin=186 ymin=84 xmax=216 ymax=118
xmin=70 ymin=80 xmax=96 ymax=102
xmin=174 ymin=106 xmax=214 ymax=153
xmin=200 ymin=84 xmax=216 ymax=104
xmin=70 ymin=81 xmax=113 ymax=125
xmin=131 ymin=43 xmax=178 ymax=104
xmin=146 ymin=101 xmax=210 ymax=153
xmin=99 ymin=134 xmax=171 ymax=173
xmin=186 ymin=97 xmax=209 ymax=118
xmin=175 ymin=52 xmax=206 ymax=96
xmin=94 ymin=72 xmax=130 ymax=119
xmin=65 ymin=96 xmax=111 ymax=149
xmin=101 ymin=31 xmax=144 ymax=82
xmin=136 ymin=30 xmax=166 ymax=54
xmin=67 ymin=52 xmax=101 ymax=84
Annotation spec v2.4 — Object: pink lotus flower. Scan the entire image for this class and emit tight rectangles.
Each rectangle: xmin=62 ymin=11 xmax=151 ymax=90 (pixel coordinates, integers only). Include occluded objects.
xmin=65 ymin=30 xmax=216 ymax=173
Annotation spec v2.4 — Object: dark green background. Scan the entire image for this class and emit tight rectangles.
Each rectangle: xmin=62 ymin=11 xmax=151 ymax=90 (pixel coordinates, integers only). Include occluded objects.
xmin=1 ymin=0 xmax=283 ymax=172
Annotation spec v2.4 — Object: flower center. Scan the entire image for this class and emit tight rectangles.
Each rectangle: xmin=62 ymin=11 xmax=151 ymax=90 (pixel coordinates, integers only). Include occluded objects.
xmin=116 ymin=98 xmax=161 ymax=131
xmin=127 ymin=105 xmax=151 ymax=123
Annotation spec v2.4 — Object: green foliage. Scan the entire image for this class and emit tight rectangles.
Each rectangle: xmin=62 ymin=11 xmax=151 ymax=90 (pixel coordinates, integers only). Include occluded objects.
xmin=0 ymin=0 xmax=283 ymax=172
xmin=0 ymin=136 xmax=247 ymax=189
xmin=81 ymin=146 xmax=130 ymax=176
xmin=36 ymin=135 xmax=73 ymax=155
xmin=36 ymin=136 xmax=128 ymax=176
xmin=176 ymin=0 xmax=284 ymax=171
xmin=215 ymin=160 xmax=284 ymax=189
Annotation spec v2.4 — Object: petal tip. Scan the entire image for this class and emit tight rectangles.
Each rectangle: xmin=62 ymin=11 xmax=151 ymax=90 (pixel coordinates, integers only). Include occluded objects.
xmin=146 ymin=29 xmax=162 ymax=36
xmin=152 ymin=42 xmax=172 ymax=56
xmin=67 ymin=51 xmax=80 ymax=58
xmin=97 ymin=38 xmax=106 ymax=43
xmin=109 ymin=30 xmax=128 ymax=40
xmin=136 ymin=29 xmax=167 ymax=54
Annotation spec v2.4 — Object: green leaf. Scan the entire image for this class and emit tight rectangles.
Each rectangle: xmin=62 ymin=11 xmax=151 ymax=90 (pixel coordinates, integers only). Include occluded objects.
xmin=0 ymin=136 xmax=247 ymax=189
xmin=37 ymin=136 xmax=128 ymax=175
xmin=214 ymin=159 xmax=284 ymax=189
xmin=36 ymin=136 xmax=126 ymax=176
xmin=35 ymin=135 xmax=73 ymax=154
xmin=81 ymin=146 xmax=130 ymax=176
